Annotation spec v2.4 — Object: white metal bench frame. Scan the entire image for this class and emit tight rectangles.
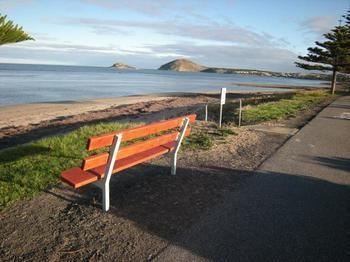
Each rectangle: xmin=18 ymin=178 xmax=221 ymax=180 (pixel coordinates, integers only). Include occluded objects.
xmin=94 ymin=117 xmax=190 ymax=211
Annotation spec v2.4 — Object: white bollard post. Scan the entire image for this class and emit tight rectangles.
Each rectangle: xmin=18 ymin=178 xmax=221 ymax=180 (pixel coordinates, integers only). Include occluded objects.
xmin=205 ymin=104 xmax=208 ymax=122
xmin=238 ymin=99 xmax=242 ymax=127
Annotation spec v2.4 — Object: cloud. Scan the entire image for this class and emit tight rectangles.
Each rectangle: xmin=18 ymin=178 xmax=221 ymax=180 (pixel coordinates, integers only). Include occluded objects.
xmin=0 ymin=40 xmax=299 ymax=72
xmin=0 ymin=42 xmax=164 ymax=68
xmin=60 ymin=17 xmax=286 ymax=47
xmin=146 ymin=43 xmax=299 ymax=72
xmin=300 ymin=16 xmax=336 ymax=35
xmin=0 ymin=0 xmax=33 ymax=10
xmin=0 ymin=57 xmax=75 ymax=65
xmin=6 ymin=41 xmax=126 ymax=53
xmin=81 ymin=0 xmax=205 ymax=17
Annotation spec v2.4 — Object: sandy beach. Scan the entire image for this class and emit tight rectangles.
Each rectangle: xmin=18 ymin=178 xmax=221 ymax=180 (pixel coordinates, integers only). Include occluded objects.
xmin=0 ymin=95 xmax=171 ymax=129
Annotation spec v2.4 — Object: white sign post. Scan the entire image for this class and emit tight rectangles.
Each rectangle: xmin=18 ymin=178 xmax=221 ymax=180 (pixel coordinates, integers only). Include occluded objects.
xmin=219 ymin=88 xmax=226 ymax=128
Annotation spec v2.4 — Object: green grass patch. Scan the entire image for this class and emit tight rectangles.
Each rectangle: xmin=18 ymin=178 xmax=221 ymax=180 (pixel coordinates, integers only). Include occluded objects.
xmin=212 ymin=126 xmax=238 ymax=137
xmin=203 ymin=93 xmax=295 ymax=124
xmin=0 ymin=122 xmax=139 ymax=210
xmin=183 ymin=133 xmax=214 ymax=150
xmin=183 ymin=124 xmax=237 ymax=150
xmin=242 ymin=91 xmax=331 ymax=124
xmin=203 ymin=91 xmax=330 ymax=125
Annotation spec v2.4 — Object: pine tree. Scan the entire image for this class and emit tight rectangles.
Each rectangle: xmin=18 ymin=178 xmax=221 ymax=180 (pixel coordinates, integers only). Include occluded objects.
xmin=295 ymin=14 xmax=350 ymax=94
xmin=342 ymin=9 xmax=350 ymax=74
xmin=0 ymin=14 xmax=34 ymax=46
xmin=344 ymin=9 xmax=350 ymax=26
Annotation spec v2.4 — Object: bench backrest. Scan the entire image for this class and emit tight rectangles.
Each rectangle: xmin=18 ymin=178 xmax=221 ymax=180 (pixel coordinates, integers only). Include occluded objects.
xmin=82 ymin=114 xmax=196 ymax=171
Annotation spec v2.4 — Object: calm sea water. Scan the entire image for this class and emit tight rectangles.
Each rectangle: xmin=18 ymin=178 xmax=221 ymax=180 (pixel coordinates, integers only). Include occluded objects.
xmin=0 ymin=63 xmax=328 ymax=106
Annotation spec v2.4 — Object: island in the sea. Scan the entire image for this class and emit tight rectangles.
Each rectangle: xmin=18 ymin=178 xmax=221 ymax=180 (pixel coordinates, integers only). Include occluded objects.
xmin=111 ymin=62 xmax=136 ymax=70
xmin=158 ymin=58 xmax=207 ymax=72
xmin=158 ymin=59 xmax=332 ymax=80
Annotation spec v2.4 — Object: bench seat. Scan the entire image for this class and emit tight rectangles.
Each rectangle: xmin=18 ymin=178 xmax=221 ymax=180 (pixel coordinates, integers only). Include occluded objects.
xmin=61 ymin=141 xmax=176 ymax=188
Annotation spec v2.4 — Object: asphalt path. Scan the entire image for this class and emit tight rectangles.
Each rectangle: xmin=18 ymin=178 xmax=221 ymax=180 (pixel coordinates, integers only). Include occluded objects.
xmin=156 ymin=96 xmax=350 ymax=262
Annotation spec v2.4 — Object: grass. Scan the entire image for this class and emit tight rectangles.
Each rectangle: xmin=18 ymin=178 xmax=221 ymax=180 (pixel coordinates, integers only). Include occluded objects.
xmin=242 ymin=91 xmax=331 ymax=124
xmin=0 ymin=122 xmax=139 ymax=210
xmin=183 ymin=133 xmax=214 ymax=150
xmin=183 ymin=125 xmax=237 ymax=150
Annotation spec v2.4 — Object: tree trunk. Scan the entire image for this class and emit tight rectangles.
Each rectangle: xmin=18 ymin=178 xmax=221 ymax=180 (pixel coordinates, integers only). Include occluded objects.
xmin=330 ymin=68 xmax=337 ymax=95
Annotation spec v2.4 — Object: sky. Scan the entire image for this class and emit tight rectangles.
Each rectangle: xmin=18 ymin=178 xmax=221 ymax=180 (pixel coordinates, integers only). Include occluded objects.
xmin=0 ymin=0 xmax=349 ymax=72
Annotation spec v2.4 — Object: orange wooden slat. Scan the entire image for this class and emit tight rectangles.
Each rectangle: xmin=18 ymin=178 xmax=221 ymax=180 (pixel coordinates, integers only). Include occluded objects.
xmin=61 ymin=167 xmax=99 ymax=188
xmin=87 ymin=114 xmax=196 ymax=150
xmin=61 ymin=141 xmax=176 ymax=188
xmin=89 ymin=141 xmax=176 ymax=178
xmin=82 ymin=128 xmax=191 ymax=170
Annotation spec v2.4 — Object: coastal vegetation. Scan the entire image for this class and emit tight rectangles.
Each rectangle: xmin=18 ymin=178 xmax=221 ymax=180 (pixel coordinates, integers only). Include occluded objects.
xmin=296 ymin=9 xmax=350 ymax=94
xmin=0 ymin=91 xmax=332 ymax=210
xmin=205 ymin=91 xmax=331 ymax=125
xmin=242 ymin=91 xmax=331 ymax=124
xmin=184 ymin=125 xmax=237 ymax=150
xmin=0 ymin=14 xmax=34 ymax=45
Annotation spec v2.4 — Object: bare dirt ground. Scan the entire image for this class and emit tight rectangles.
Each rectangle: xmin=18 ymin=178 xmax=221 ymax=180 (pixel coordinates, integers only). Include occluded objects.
xmin=0 ymin=94 xmax=335 ymax=261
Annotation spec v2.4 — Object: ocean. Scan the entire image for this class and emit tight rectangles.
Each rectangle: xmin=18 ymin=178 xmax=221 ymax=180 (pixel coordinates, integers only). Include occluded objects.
xmin=0 ymin=63 xmax=328 ymax=106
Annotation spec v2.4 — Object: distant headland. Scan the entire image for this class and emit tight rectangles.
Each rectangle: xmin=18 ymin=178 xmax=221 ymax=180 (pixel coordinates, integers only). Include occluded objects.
xmin=158 ymin=59 xmax=333 ymax=81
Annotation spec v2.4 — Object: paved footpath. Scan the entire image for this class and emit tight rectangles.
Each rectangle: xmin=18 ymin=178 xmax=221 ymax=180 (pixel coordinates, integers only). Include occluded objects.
xmin=156 ymin=96 xmax=350 ymax=262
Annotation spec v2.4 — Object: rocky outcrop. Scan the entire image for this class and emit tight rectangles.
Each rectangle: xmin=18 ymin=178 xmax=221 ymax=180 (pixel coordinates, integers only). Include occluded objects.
xmin=158 ymin=59 xmax=207 ymax=72
xmin=111 ymin=63 xmax=136 ymax=69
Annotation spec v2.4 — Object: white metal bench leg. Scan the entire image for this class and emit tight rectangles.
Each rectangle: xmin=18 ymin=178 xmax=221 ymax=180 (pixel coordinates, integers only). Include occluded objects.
xmin=171 ymin=117 xmax=189 ymax=175
xmin=98 ymin=133 xmax=122 ymax=212
xmin=102 ymin=183 xmax=110 ymax=211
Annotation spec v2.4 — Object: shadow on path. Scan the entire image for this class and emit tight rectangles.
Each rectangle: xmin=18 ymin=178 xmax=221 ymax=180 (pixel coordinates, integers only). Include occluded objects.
xmin=305 ymin=156 xmax=350 ymax=173
xmin=55 ymin=163 xmax=350 ymax=261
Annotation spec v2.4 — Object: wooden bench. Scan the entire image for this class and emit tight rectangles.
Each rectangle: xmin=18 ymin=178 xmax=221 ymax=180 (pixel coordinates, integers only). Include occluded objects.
xmin=61 ymin=114 xmax=196 ymax=211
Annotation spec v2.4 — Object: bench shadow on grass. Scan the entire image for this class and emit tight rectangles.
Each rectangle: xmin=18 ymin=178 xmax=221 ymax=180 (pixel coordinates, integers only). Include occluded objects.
xmin=51 ymin=162 xmax=350 ymax=261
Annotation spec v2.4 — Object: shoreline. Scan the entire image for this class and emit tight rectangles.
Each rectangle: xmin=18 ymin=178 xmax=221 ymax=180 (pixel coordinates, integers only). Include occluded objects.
xmin=0 ymin=89 xmax=297 ymax=129
xmin=0 ymin=93 xmax=214 ymax=149
xmin=0 ymin=94 xmax=171 ymax=129
xmin=1 ymin=78 xmax=335 ymax=150
xmin=0 ymin=89 xmax=300 ymax=149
